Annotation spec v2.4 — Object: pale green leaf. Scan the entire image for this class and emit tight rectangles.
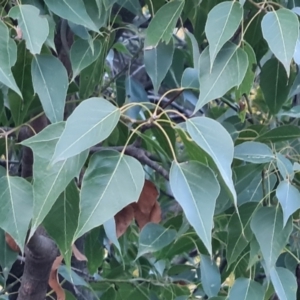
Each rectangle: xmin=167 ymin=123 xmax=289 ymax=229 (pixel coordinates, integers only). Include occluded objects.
xmin=0 ymin=229 xmax=18 ymax=280
xmin=21 ymin=122 xmax=88 ymax=235
xmin=228 ymin=278 xmax=264 ymax=300
xmin=145 ymin=0 xmax=184 ymax=47
xmin=52 ymin=98 xmax=120 ymax=163
xmin=256 ymin=125 xmax=300 ymax=143
xmin=195 ymin=42 xmax=248 ymax=111
xmin=276 ymin=153 xmax=294 ymax=181
xmin=205 ymin=1 xmax=243 ymax=67
xmin=227 ymin=203 xmax=257 ymax=266
xmin=250 ymin=206 xmax=293 ymax=273
xmin=0 ymin=176 xmax=33 ymax=252
xmin=9 ymin=5 xmax=49 ymax=55
xmin=137 ymin=223 xmax=176 ymax=258
xmin=45 ymin=16 xmax=56 ymax=51
xmin=144 ymin=40 xmax=174 ymax=94
xmin=74 ymin=150 xmax=144 ymax=240
xmin=170 ymin=161 xmax=220 ymax=255
xmin=43 ymin=181 xmax=80 ymax=267
xmin=260 ymin=58 xmax=290 ymax=115
xmin=185 ymin=31 xmax=200 ymax=68
xmin=44 ymin=0 xmax=98 ymax=32
xmin=270 ymin=267 xmax=297 ymax=300
xmin=262 ymin=8 xmax=299 ymax=76
xmin=187 ymin=117 xmax=236 ymax=203
xmin=31 ymin=55 xmax=68 ymax=123
xmin=103 ymin=218 xmax=120 ymax=252
xmin=84 ymin=0 xmax=108 ymax=29
xmin=234 ymin=141 xmax=274 ymax=163
xmin=200 ymin=254 xmax=221 ymax=297
xmin=181 ymin=68 xmax=199 ymax=89
xmin=70 ymin=39 xmax=101 ymax=81
xmin=276 ymin=180 xmax=300 ymax=226
xmin=0 ymin=21 xmax=21 ymax=96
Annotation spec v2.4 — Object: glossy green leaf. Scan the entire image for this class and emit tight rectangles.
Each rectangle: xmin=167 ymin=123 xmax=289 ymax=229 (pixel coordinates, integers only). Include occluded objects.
xmin=74 ymin=150 xmax=144 ymax=240
xmin=44 ymin=0 xmax=98 ymax=32
xmin=187 ymin=117 xmax=236 ymax=204
xmin=276 ymin=153 xmax=294 ymax=181
xmin=52 ymin=98 xmax=120 ymax=163
xmin=70 ymin=39 xmax=101 ymax=81
xmin=196 ymin=42 xmax=248 ymax=111
xmin=228 ymin=278 xmax=264 ymax=300
xmin=250 ymin=206 xmax=292 ymax=273
xmin=260 ymin=58 xmax=291 ymax=115
xmin=170 ymin=161 xmax=220 ymax=255
xmin=21 ymin=122 xmax=88 ymax=236
xmin=181 ymin=68 xmax=199 ymax=89
xmin=261 ymin=8 xmax=299 ymax=76
xmin=276 ymin=181 xmax=300 ymax=226
xmin=270 ymin=267 xmax=297 ymax=300
xmin=144 ymin=0 xmax=184 ymax=47
xmin=43 ymin=181 xmax=80 ymax=266
xmin=256 ymin=125 xmax=300 ymax=143
xmin=200 ymin=254 xmax=221 ymax=297
xmin=0 ymin=229 xmax=18 ymax=280
xmin=205 ymin=1 xmax=243 ymax=67
xmin=227 ymin=203 xmax=257 ymax=266
xmin=9 ymin=5 xmax=49 ymax=55
xmin=234 ymin=141 xmax=274 ymax=163
xmin=137 ymin=223 xmax=176 ymax=258
xmin=0 ymin=21 xmax=21 ymax=96
xmin=0 ymin=176 xmax=33 ymax=252
xmin=31 ymin=55 xmax=68 ymax=123
xmin=144 ymin=40 xmax=174 ymax=94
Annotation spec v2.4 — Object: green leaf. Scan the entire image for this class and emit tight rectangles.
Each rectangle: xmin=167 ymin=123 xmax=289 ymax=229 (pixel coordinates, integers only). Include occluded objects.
xmin=45 ymin=16 xmax=56 ymax=51
xmin=8 ymin=5 xmax=49 ymax=55
xmin=256 ymin=125 xmax=300 ymax=143
xmin=21 ymin=122 xmax=88 ymax=235
xmin=205 ymin=1 xmax=243 ymax=67
xmin=181 ymin=68 xmax=199 ymax=89
xmin=200 ymin=254 xmax=221 ymax=297
xmin=103 ymin=218 xmax=120 ymax=252
xmin=0 ymin=21 xmax=21 ymax=96
xmin=261 ymin=8 xmax=299 ymax=76
xmin=187 ymin=117 xmax=236 ymax=204
xmin=170 ymin=161 xmax=220 ymax=255
xmin=144 ymin=40 xmax=175 ymax=94
xmin=228 ymin=278 xmax=265 ymax=300
xmin=137 ymin=223 xmax=176 ymax=258
xmin=52 ymin=98 xmax=120 ymax=163
xmin=44 ymin=0 xmax=98 ymax=32
xmin=70 ymin=39 xmax=101 ymax=81
xmin=0 ymin=176 xmax=33 ymax=252
xmin=260 ymin=58 xmax=291 ymax=115
xmin=276 ymin=153 xmax=294 ymax=181
xmin=31 ymin=55 xmax=68 ymax=123
xmin=185 ymin=31 xmax=200 ymax=68
xmin=276 ymin=181 xmax=300 ymax=226
xmin=227 ymin=203 xmax=257 ymax=266
xmin=144 ymin=0 xmax=184 ymax=47
xmin=74 ymin=150 xmax=144 ymax=240
xmin=0 ymin=229 xmax=18 ymax=280
xmin=250 ymin=206 xmax=292 ymax=273
xmin=195 ymin=42 xmax=248 ymax=111
xmin=84 ymin=0 xmax=108 ymax=29
xmin=43 ymin=181 xmax=80 ymax=266
xmin=234 ymin=141 xmax=274 ymax=163
xmin=270 ymin=267 xmax=297 ymax=300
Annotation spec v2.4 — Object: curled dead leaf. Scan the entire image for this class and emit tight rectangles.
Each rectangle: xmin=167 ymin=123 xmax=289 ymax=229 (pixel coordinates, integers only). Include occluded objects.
xmin=5 ymin=233 xmax=20 ymax=252
xmin=115 ymin=205 xmax=134 ymax=238
xmin=49 ymin=256 xmax=65 ymax=300
xmin=72 ymin=244 xmax=88 ymax=261
xmin=15 ymin=26 xmax=22 ymax=40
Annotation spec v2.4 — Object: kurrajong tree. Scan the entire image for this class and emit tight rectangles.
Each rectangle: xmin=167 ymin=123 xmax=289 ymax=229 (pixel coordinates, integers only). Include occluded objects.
xmin=1 ymin=0 xmax=300 ymax=299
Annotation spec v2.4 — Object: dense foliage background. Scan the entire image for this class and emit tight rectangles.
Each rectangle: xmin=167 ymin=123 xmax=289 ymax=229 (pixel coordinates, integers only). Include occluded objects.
xmin=1 ymin=0 xmax=300 ymax=299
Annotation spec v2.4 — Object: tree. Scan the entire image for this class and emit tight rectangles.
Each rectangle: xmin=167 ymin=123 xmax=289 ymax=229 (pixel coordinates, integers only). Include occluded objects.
xmin=0 ymin=0 xmax=300 ymax=299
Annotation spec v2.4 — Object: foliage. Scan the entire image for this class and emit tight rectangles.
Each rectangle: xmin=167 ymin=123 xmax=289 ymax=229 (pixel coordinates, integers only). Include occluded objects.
xmin=0 ymin=0 xmax=300 ymax=299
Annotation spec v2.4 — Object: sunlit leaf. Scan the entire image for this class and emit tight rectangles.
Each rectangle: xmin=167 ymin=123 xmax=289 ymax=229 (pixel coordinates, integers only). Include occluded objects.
xmin=261 ymin=8 xmax=299 ymax=76
xmin=31 ymin=55 xmax=68 ymax=123
xmin=9 ymin=5 xmax=49 ymax=55
xmin=0 ymin=176 xmax=33 ymax=252
xmin=205 ymin=1 xmax=243 ymax=67
xmin=52 ymin=98 xmax=120 ymax=163
xmin=170 ymin=161 xmax=220 ymax=254
xmin=74 ymin=150 xmax=144 ymax=240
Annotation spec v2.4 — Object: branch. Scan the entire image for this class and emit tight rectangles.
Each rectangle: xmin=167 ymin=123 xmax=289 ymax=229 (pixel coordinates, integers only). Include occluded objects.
xmin=91 ymin=145 xmax=169 ymax=181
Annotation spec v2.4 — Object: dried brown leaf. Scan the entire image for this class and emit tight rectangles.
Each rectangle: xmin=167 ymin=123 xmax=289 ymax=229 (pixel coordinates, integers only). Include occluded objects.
xmin=72 ymin=244 xmax=88 ymax=261
xmin=115 ymin=205 xmax=134 ymax=238
xmin=48 ymin=256 xmax=65 ymax=300
xmin=5 ymin=232 xmax=20 ymax=252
